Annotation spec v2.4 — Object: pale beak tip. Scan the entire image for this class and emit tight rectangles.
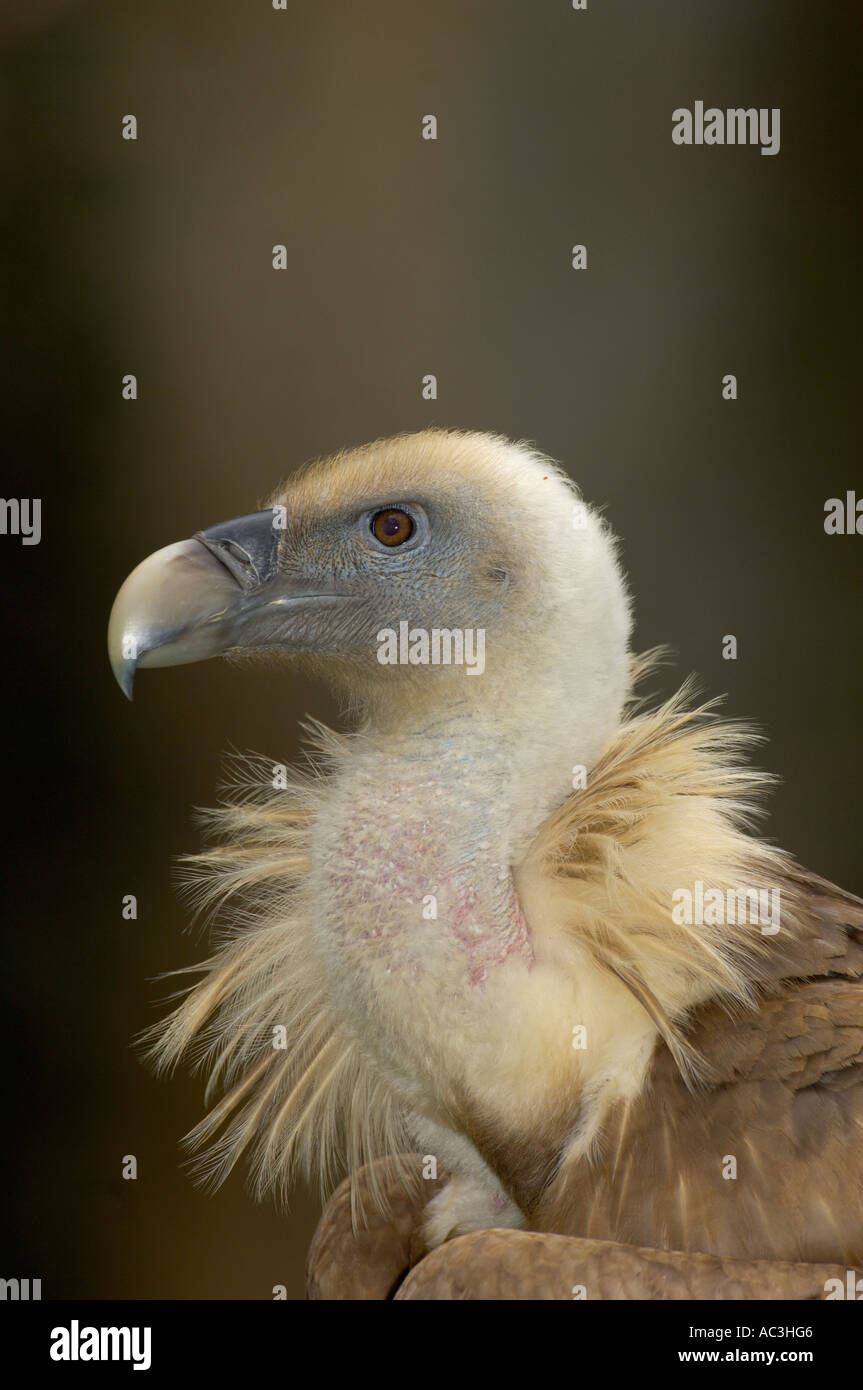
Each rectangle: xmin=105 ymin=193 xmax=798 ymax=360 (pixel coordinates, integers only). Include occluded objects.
xmin=109 ymin=647 xmax=137 ymax=701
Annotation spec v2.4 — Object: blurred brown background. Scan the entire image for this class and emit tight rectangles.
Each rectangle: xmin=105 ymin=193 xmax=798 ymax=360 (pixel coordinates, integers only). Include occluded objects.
xmin=2 ymin=0 xmax=860 ymax=1298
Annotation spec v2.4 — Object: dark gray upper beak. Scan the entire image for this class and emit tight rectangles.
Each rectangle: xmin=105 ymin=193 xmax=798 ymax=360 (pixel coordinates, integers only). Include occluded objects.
xmin=193 ymin=511 xmax=281 ymax=592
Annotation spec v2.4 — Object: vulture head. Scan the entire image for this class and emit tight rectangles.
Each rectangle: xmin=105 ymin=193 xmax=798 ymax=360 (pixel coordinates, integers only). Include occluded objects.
xmin=108 ymin=429 xmax=863 ymax=1300
xmin=109 ymin=431 xmax=631 ymax=817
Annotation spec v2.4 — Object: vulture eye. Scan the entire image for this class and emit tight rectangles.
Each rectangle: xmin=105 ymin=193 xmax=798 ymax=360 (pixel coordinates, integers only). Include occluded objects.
xmin=371 ymin=508 xmax=414 ymax=547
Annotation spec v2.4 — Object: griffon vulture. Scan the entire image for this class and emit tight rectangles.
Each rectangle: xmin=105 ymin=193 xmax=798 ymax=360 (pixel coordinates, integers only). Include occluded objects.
xmin=108 ymin=430 xmax=863 ymax=1299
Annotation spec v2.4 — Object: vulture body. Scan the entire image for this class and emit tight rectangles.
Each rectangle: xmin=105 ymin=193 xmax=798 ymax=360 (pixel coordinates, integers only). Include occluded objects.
xmin=108 ymin=430 xmax=863 ymax=1298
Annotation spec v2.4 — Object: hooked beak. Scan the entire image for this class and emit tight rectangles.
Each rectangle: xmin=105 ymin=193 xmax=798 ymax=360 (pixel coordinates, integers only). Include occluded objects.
xmin=108 ymin=510 xmax=343 ymax=699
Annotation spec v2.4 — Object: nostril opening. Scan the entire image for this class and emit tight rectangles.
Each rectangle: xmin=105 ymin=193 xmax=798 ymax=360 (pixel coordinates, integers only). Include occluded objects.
xmin=222 ymin=541 xmax=253 ymax=567
xmin=195 ymin=512 xmax=280 ymax=588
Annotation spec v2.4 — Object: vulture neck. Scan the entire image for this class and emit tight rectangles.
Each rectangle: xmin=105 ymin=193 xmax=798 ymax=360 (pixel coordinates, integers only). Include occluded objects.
xmin=315 ymin=644 xmax=628 ymax=1008
xmin=313 ymin=651 xmax=647 ymax=1153
xmin=359 ymin=639 xmax=626 ymax=863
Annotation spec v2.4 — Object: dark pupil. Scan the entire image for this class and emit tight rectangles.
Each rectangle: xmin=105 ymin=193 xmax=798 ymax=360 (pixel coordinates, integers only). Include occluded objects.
xmin=382 ymin=515 xmax=402 ymax=536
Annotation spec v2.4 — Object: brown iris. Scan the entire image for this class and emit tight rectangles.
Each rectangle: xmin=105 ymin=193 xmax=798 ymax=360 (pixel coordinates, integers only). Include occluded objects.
xmin=371 ymin=508 xmax=414 ymax=547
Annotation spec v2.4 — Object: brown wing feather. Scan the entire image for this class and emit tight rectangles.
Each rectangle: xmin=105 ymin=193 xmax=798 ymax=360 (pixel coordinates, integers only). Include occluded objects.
xmin=535 ymin=867 xmax=863 ymax=1266
xmin=395 ymin=1231 xmax=857 ymax=1301
xmin=307 ymin=1156 xmax=862 ymax=1300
